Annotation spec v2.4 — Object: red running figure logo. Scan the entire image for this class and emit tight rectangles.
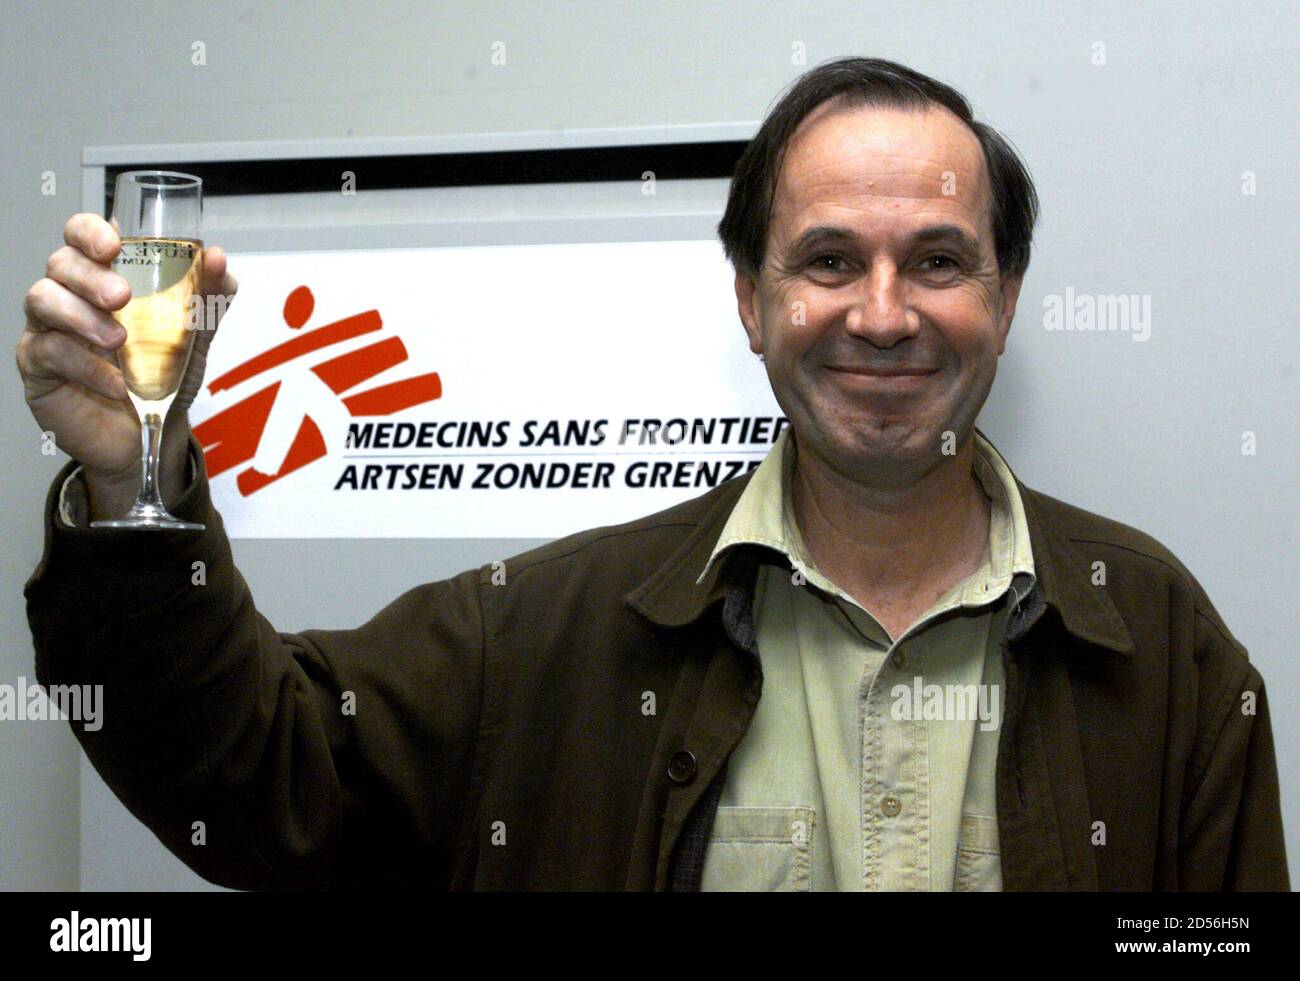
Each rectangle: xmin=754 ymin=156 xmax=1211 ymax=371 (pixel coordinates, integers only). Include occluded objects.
xmin=192 ymin=285 xmax=442 ymax=496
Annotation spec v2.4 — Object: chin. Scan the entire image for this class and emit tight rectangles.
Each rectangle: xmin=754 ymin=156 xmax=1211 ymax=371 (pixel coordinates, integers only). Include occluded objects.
xmin=835 ymin=413 xmax=957 ymax=468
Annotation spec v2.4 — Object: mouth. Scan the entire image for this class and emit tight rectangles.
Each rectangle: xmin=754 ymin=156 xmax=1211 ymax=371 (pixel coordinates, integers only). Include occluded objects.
xmin=826 ymin=365 xmax=939 ymax=387
xmin=828 ymin=366 xmax=937 ymax=376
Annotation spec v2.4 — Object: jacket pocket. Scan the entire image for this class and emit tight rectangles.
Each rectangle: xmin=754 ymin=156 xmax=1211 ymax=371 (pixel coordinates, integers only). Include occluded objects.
xmin=699 ymin=805 xmax=816 ymax=892
xmin=953 ymin=812 xmax=1002 ymax=891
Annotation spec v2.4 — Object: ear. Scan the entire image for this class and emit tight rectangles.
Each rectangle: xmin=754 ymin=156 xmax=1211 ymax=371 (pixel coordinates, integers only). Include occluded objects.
xmin=995 ymin=271 xmax=1024 ymax=356
xmin=735 ymin=269 xmax=764 ymax=355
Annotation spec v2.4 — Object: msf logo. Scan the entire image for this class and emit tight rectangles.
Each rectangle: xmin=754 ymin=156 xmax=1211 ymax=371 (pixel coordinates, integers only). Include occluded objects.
xmin=193 ymin=285 xmax=442 ymax=495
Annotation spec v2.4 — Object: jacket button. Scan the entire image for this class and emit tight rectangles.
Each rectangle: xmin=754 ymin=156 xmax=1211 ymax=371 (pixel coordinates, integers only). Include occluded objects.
xmin=667 ymin=750 xmax=697 ymax=784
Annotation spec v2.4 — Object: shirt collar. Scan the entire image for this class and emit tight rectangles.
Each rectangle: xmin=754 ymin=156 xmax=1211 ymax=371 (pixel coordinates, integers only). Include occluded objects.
xmin=695 ymin=426 xmax=1036 ymax=606
xmin=625 ymin=427 xmax=1133 ymax=657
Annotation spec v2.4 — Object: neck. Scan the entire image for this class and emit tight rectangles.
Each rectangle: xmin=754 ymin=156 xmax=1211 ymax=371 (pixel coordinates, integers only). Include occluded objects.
xmin=788 ymin=430 xmax=991 ymax=604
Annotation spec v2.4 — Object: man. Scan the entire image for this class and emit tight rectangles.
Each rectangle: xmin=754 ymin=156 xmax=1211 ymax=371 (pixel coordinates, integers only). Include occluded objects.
xmin=18 ymin=57 xmax=1288 ymax=890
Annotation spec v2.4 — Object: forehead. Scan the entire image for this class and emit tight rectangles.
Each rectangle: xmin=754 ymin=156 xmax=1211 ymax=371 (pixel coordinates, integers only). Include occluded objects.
xmin=771 ymin=100 xmax=991 ymax=243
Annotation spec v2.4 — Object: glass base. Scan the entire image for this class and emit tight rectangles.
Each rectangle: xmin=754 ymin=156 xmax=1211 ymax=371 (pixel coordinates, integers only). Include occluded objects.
xmin=90 ymin=500 xmax=204 ymax=531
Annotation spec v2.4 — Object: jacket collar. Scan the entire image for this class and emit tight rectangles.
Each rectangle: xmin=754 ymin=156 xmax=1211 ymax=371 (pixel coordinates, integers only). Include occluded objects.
xmin=625 ymin=438 xmax=1134 ymax=657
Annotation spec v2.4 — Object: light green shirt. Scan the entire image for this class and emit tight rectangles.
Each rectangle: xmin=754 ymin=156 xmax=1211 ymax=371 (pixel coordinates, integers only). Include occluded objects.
xmin=696 ymin=428 xmax=1036 ymax=891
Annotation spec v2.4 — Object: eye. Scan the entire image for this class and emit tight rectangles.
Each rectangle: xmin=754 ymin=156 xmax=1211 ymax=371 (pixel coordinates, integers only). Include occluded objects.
xmin=808 ymin=253 xmax=849 ymax=272
xmin=917 ymin=254 xmax=961 ymax=273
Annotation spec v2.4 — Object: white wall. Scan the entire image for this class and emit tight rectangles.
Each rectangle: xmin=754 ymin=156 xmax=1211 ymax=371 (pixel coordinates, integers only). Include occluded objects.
xmin=2 ymin=0 xmax=1295 ymax=890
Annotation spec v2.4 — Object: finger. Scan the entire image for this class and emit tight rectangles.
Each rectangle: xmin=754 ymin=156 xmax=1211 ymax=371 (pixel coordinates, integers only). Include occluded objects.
xmin=63 ymin=213 xmax=120 ymax=265
xmin=199 ymin=245 xmax=225 ymax=291
xmin=45 ymin=245 xmax=131 ymax=312
xmin=17 ymin=326 xmax=126 ymax=400
xmin=197 ymin=245 xmax=237 ymax=330
xmin=200 ymin=246 xmax=237 ymax=299
xmin=23 ymin=277 xmax=127 ymax=348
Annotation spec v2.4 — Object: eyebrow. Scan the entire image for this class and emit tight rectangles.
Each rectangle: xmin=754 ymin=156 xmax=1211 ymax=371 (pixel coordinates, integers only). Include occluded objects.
xmin=787 ymin=223 xmax=982 ymax=257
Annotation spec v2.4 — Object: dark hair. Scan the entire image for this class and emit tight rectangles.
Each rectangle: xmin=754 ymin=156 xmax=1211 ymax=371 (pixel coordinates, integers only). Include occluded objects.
xmin=717 ymin=56 xmax=1039 ymax=281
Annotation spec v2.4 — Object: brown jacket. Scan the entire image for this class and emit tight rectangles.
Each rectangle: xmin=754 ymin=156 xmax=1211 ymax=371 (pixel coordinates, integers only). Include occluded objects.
xmin=25 ymin=430 xmax=1290 ymax=890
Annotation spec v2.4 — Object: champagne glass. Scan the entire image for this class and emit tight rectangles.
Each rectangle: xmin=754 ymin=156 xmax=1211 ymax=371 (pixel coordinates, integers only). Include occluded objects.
xmin=90 ymin=171 xmax=206 ymax=530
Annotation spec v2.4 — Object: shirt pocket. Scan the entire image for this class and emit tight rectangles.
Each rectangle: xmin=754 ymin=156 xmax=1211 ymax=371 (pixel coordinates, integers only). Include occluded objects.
xmin=699 ymin=805 xmax=816 ymax=892
xmin=953 ymin=812 xmax=1003 ymax=891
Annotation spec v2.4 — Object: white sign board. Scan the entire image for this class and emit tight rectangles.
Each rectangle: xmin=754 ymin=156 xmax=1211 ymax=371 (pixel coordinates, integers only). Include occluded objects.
xmin=190 ymin=240 xmax=786 ymax=538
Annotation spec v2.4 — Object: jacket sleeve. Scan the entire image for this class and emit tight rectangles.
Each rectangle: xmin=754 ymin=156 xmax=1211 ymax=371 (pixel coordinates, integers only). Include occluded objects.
xmin=1178 ymin=609 xmax=1290 ymax=890
xmin=24 ymin=434 xmax=485 ymax=890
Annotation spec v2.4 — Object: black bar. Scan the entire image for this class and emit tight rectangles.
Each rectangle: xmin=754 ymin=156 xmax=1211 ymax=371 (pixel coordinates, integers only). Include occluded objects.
xmin=2 ymin=890 xmax=1293 ymax=968
xmin=103 ymin=140 xmax=750 ymax=211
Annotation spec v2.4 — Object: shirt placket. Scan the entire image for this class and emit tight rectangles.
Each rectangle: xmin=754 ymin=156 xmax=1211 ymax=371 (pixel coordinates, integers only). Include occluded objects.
xmin=848 ymin=609 xmax=928 ymax=891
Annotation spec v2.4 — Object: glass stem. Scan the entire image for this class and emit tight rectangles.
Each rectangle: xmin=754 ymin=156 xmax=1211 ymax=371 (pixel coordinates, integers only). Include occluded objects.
xmin=137 ymin=410 xmax=165 ymax=508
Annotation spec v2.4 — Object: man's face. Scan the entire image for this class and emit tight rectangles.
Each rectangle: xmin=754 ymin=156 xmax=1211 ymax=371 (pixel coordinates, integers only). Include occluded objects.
xmin=737 ymin=101 xmax=1023 ymax=489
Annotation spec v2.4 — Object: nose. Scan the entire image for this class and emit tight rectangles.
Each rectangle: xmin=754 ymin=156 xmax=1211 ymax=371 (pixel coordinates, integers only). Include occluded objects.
xmin=844 ymin=261 xmax=921 ymax=348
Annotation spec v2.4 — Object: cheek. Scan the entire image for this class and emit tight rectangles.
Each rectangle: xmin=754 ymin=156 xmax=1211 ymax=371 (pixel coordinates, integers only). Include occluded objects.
xmin=918 ymin=295 xmax=1000 ymax=361
xmin=765 ymin=298 xmax=830 ymax=359
xmin=940 ymin=279 xmax=1002 ymax=326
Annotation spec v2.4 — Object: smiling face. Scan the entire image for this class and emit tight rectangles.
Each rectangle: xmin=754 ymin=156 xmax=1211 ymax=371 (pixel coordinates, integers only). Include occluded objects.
xmin=737 ymin=100 xmax=1023 ymax=489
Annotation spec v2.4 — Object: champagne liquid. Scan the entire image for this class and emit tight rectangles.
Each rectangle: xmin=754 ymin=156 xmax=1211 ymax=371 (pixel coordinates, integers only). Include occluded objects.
xmin=112 ymin=237 xmax=202 ymax=405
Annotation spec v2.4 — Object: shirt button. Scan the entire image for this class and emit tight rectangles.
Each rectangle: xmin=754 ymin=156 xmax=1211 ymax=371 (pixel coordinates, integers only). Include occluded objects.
xmin=667 ymin=750 xmax=697 ymax=784
xmin=880 ymin=794 xmax=902 ymax=817
xmin=890 ymin=650 xmax=906 ymax=669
